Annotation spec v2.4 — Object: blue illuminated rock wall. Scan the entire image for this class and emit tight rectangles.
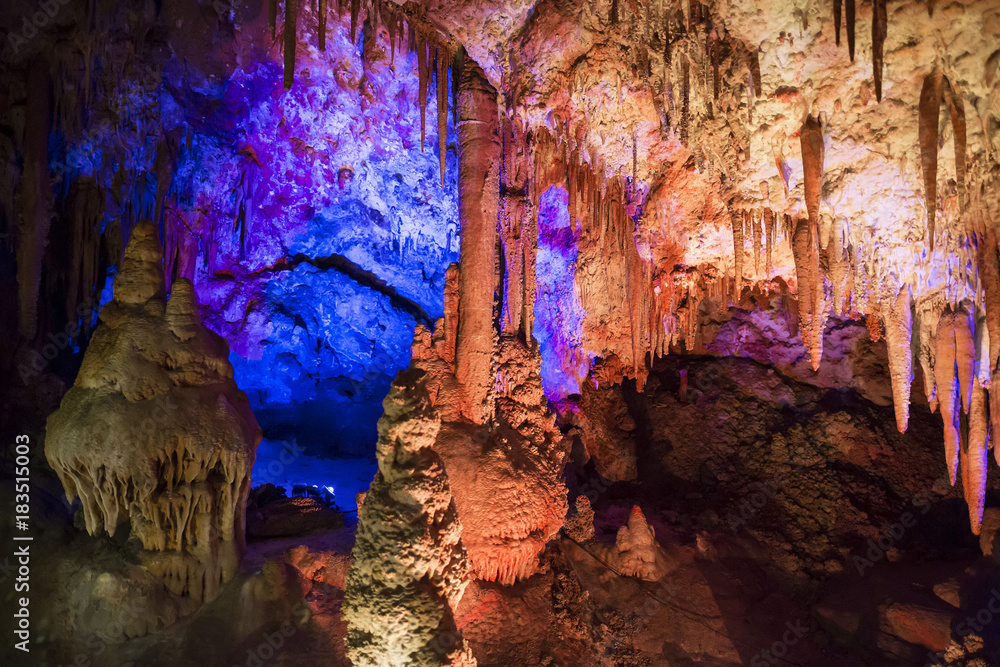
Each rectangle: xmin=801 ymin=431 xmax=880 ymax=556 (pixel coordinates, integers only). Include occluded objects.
xmin=534 ymin=186 xmax=590 ymax=400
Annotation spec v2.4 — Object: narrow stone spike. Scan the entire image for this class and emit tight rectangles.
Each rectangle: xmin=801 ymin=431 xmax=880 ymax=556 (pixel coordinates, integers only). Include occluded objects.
xmin=283 ymin=0 xmax=297 ymax=90
xmin=417 ymin=32 xmax=427 ymax=151
xmin=883 ymin=285 xmax=913 ymax=432
xmin=749 ymin=47 xmax=761 ymax=97
xmin=846 ymin=0 xmax=856 ymax=61
xmin=920 ymin=71 xmax=945 ymax=252
xmin=437 ymin=46 xmax=448 ymax=186
xmin=732 ymin=209 xmax=744 ymax=301
xmin=350 ymin=0 xmax=359 ymax=42
xmin=955 ymin=304 xmax=976 ymax=414
xmin=318 ymin=0 xmax=327 ymax=51
xmin=944 ymin=79 xmax=967 ymax=211
xmin=872 ymin=0 xmax=887 ymax=101
xmin=800 ymin=114 xmax=824 ymax=229
xmin=964 ymin=382 xmax=989 ymax=535
xmin=834 ymin=0 xmax=842 ymax=46
xmin=935 ymin=308 xmax=960 ymax=485
xmin=269 ymin=0 xmax=277 ymax=38
xmin=765 ymin=208 xmax=774 ymax=277
xmin=792 ymin=217 xmax=825 ymax=370
xmin=916 ymin=300 xmax=941 ymax=412
xmin=752 ymin=209 xmax=762 ymax=276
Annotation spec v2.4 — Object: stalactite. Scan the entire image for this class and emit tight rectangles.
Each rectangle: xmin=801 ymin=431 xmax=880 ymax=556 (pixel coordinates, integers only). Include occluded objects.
xmin=834 ymin=0 xmax=842 ymax=46
xmin=792 ymin=217 xmax=825 ymax=370
xmin=269 ymin=0 xmax=277 ymax=39
xmin=882 ymin=286 xmax=913 ymax=433
xmin=748 ymin=46 xmax=761 ymax=98
xmin=980 ymin=226 xmax=1000 ymax=457
xmin=681 ymin=58 xmax=690 ymax=146
xmin=800 ymin=114 xmax=824 ymax=231
xmin=935 ymin=308 xmax=961 ymax=485
xmin=920 ymin=70 xmax=967 ymax=252
xmin=283 ymin=0 xmax=297 ymax=90
xmin=437 ymin=46 xmax=449 ymax=186
xmin=732 ymin=210 xmax=744 ymax=301
xmin=955 ymin=304 xmax=976 ymax=414
xmin=764 ymin=208 xmax=774 ymax=277
xmin=846 ymin=0 xmax=856 ymax=61
xmin=872 ymin=0 xmax=887 ymax=102
xmin=18 ymin=61 xmax=52 ymax=340
xmin=455 ymin=62 xmax=501 ymax=424
xmin=319 ymin=0 xmax=327 ymax=51
xmin=916 ymin=300 xmax=941 ymax=412
xmin=417 ymin=32 xmax=427 ymax=151
xmin=964 ymin=382 xmax=989 ymax=534
xmin=350 ymin=0 xmax=359 ymax=43
xmin=752 ymin=209 xmax=762 ymax=276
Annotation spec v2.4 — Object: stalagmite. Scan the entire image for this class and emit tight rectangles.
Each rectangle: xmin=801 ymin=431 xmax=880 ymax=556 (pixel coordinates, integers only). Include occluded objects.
xmin=18 ymin=60 xmax=52 ymax=339
xmin=955 ymin=305 xmax=976 ymax=415
xmin=872 ymin=0 xmax=887 ymax=102
xmin=283 ymin=0 xmax=297 ymax=90
xmin=935 ymin=308 xmax=961 ymax=485
xmin=964 ymin=382 xmax=989 ymax=534
xmin=343 ymin=370 xmax=476 ymax=667
xmin=882 ymin=285 xmax=913 ymax=433
xmin=45 ymin=224 xmax=260 ymax=604
xmin=455 ymin=62 xmax=501 ymax=424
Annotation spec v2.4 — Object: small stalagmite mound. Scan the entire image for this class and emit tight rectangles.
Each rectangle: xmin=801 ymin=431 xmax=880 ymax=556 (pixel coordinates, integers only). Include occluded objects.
xmin=45 ymin=221 xmax=261 ymax=605
xmin=605 ymin=506 xmax=674 ymax=582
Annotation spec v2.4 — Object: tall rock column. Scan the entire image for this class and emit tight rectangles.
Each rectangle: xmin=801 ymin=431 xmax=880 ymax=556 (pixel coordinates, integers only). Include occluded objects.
xmin=455 ymin=62 xmax=500 ymax=424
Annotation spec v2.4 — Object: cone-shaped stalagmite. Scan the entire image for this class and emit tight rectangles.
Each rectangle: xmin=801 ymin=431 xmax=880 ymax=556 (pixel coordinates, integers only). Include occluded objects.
xmin=455 ymin=62 xmax=501 ymax=424
xmin=963 ymin=382 xmax=989 ymax=535
xmin=935 ymin=308 xmax=961 ymax=485
xmin=882 ymin=285 xmax=913 ymax=433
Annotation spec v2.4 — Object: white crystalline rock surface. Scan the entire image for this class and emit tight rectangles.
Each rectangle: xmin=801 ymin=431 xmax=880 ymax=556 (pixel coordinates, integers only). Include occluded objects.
xmin=45 ymin=222 xmax=261 ymax=604
xmin=343 ymin=369 xmax=476 ymax=667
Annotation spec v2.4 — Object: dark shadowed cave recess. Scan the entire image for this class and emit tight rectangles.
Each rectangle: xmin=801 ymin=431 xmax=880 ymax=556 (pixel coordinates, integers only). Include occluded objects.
xmin=1 ymin=0 xmax=1000 ymax=666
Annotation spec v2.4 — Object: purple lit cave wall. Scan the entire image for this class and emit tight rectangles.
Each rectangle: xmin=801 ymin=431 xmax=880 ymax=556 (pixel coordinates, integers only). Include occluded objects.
xmin=534 ymin=185 xmax=589 ymax=400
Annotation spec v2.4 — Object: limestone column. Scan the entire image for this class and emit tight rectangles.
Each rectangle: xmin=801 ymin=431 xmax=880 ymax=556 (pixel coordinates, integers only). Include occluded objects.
xmin=455 ymin=62 xmax=500 ymax=424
